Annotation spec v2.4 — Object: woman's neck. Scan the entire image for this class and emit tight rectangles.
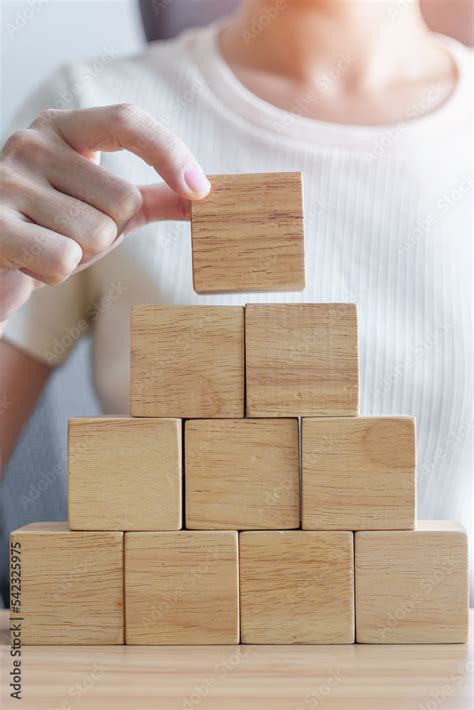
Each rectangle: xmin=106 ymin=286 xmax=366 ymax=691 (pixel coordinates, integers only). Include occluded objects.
xmin=219 ymin=0 xmax=457 ymax=126
xmin=223 ymin=0 xmax=450 ymax=87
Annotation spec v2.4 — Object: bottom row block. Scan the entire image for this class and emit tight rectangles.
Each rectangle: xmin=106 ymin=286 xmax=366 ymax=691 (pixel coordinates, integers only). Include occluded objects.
xmin=125 ymin=531 xmax=239 ymax=645
xmin=10 ymin=522 xmax=124 ymax=645
xmin=10 ymin=522 xmax=468 ymax=645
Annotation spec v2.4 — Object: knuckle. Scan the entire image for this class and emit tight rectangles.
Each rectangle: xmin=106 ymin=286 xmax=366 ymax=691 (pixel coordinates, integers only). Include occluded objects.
xmin=49 ymin=240 xmax=82 ymax=281
xmin=114 ymin=184 xmax=142 ymax=224
xmin=111 ymin=103 xmax=141 ymax=129
xmin=2 ymin=130 xmax=31 ymax=159
xmin=0 ymin=164 xmax=24 ymax=193
xmin=2 ymin=128 xmax=46 ymax=164
xmin=87 ymin=215 xmax=117 ymax=254
xmin=0 ymin=211 xmax=12 ymax=232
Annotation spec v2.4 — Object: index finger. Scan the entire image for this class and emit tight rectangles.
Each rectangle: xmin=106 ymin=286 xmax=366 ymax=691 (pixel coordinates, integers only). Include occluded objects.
xmin=40 ymin=104 xmax=211 ymax=200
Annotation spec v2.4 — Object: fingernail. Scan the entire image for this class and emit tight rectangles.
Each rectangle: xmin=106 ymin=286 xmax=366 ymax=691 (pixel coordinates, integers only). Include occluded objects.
xmin=183 ymin=166 xmax=211 ymax=198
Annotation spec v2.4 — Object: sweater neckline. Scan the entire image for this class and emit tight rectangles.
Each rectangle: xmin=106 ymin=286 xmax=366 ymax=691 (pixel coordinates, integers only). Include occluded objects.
xmin=190 ymin=22 xmax=468 ymax=150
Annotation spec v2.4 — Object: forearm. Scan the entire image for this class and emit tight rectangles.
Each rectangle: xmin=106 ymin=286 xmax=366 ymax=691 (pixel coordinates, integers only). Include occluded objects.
xmin=0 ymin=338 xmax=52 ymax=474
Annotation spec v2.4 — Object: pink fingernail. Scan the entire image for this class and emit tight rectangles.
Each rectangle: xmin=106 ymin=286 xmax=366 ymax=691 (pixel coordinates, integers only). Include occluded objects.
xmin=183 ymin=166 xmax=211 ymax=198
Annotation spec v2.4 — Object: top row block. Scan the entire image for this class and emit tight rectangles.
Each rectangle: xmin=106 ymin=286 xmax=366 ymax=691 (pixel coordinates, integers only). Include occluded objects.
xmin=190 ymin=172 xmax=305 ymax=294
xmin=130 ymin=304 xmax=359 ymax=418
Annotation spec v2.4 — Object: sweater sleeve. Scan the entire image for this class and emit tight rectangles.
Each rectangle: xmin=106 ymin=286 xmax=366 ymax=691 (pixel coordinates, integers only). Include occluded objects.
xmin=2 ymin=64 xmax=92 ymax=367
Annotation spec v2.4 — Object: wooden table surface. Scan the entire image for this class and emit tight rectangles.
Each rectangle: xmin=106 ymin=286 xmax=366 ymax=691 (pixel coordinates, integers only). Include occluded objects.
xmin=1 ymin=610 xmax=472 ymax=710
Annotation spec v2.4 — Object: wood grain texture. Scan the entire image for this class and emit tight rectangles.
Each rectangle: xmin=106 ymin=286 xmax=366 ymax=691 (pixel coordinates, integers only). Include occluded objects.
xmin=130 ymin=305 xmax=244 ymax=418
xmin=185 ymin=419 xmax=299 ymax=530
xmin=10 ymin=522 xmax=123 ymax=645
xmin=68 ymin=417 xmax=182 ymax=531
xmin=302 ymin=417 xmax=416 ymax=530
xmin=245 ymin=304 xmax=359 ymax=417
xmin=190 ymin=172 xmax=305 ymax=294
xmin=355 ymin=521 xmax=469 ymax=643
xmin=240 ymin=531 xmax=354 ymax=644
xmin=125 ymin=531 xmax=239 ymax=644
xmin=1 ymin=610 xmax=473 ymax=710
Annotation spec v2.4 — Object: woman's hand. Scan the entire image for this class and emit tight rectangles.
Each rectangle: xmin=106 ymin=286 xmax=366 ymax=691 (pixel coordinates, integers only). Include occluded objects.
xmin=0 ymin=103 xmax=211 ymax=327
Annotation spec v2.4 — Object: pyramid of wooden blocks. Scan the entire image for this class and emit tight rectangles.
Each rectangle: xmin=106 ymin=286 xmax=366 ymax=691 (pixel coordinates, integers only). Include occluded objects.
xmin=190 ymin=172 xmax=305 ymax=294
xmin=10 ymin=176 xmax=469 ymax=648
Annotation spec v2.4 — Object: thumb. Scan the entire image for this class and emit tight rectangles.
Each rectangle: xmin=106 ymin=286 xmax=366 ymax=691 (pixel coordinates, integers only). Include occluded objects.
xmin=123 ymin=183 xmax=191 ymax=234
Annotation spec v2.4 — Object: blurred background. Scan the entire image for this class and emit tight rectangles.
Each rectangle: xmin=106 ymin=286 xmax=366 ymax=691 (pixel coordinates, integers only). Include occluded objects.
xmin=1 ymin=0 xmax=144 ymax=606
xmin=0 ymin=0 xmax=473 ymax=605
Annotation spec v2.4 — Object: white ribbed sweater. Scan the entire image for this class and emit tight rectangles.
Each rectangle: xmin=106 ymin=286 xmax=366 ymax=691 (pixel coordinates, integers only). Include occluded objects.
xmin=4 ymin=26 xmax=473 ymax=568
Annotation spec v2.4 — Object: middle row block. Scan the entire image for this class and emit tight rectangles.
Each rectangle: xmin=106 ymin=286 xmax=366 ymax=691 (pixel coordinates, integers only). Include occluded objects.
xmin=68 ymin=415 xmax=415 ymax=532
xmin=185 ymin=418 xmax=299 ymax=530
xmin=130 ymin=303 xmax=359 ymax=418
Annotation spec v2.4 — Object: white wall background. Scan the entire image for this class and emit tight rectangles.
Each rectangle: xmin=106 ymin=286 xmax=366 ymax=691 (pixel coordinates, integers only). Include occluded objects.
xmin=1 ymin=0 xmax=143 ymax=136
xmin=0 ymin=0 xmax=145 ymax=606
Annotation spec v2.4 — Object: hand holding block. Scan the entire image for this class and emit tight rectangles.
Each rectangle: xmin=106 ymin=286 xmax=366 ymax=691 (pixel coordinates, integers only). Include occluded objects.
xmin=302 ymin=417 xmax=416 ymax=530
xmin=355 ymin=521 xmax=469 ymax=643
xmin=191 ymin=172 xmax=305 ymax=294
xmin=131 ymin=305 xmax=244 ymax=418
xmin=246 ymin=303 xmax=359 ymax=417
xmin=125 ymin=531 xmax=239 ymax=644
xmin=185 ymin=419 xmax=299 ymax=530
xmin=10 ymin=523 xmax=123 ymax=645
xmin=240 ymin=531 xmax=354 ymax=644
xmin=68 ymin=417 xmax=182 ymax=531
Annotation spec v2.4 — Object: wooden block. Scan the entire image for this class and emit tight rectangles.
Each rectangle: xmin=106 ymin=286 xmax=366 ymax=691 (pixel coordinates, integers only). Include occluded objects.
xmin=355 ymin=521 xmax=469 ymax=643
xmin=68 ymin=417 xmax=182 ymax=531
xmin=246 ymin=303 xmax=359 ymax=417
xmin=185 ymin=419 xmax=299 ymax=530
xmin=125 ymin=531 xmax=239 ymax=644
xmin=10 ymin=522 xmax=123 ymax=645
xmin=130 ymin=305 xmax=244 ymax=418
xmin=190 ymin=172 xmax=305 ymax=294
xmin=240 ymin=531 xmax=354 ymax=644
xmin=302 ymin=416 xmax=416 ymax=530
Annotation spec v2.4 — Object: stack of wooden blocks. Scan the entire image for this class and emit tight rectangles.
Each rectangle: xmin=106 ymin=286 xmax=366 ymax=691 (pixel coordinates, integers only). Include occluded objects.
xmin=10 ymin=173 xmax=468 ymax=646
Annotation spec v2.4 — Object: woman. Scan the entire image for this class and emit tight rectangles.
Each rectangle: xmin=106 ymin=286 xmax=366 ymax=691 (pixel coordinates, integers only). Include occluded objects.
xmin=0 ymin=0 xmax=472 ymax=587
